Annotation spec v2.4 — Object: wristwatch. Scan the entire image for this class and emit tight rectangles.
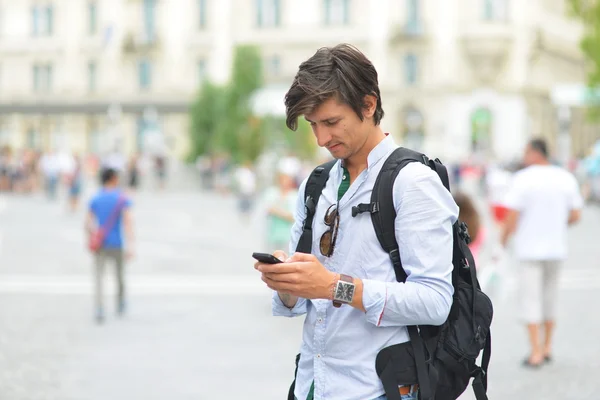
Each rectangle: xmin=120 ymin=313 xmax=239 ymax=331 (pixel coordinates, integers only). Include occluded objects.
xmin=333 ymin=274 xmax=355 ymax=308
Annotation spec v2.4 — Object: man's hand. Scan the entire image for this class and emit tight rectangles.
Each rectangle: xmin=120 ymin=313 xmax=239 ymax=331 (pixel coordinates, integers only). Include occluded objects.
xmin=256 ymin=252 xmax=336 ymax=300
xmin=254 ymin=250 xmax=297 ymax=308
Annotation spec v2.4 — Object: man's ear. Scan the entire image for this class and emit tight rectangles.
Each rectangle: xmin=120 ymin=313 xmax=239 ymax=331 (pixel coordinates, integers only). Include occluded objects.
xmin=362 ymin=94 xmax=377 ymax=120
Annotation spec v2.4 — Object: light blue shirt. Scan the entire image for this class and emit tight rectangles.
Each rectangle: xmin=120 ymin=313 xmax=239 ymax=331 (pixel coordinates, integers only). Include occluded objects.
xmin=272 ymin=136 xmax=459 ymax=400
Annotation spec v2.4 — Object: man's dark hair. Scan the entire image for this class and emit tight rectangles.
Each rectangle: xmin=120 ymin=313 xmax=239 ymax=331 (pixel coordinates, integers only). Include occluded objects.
xmin=529 ymin=138 xmax=548 ymax=158
xmin=284 ymin=43 xmax=384 ymax=131
xmin=100 ymin=168 xmax=117 ymax=185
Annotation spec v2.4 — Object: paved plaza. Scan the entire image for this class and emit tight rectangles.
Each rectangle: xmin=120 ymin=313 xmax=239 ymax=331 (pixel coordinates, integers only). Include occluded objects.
xmin=0 ymin=182 xmax=599 ymax=400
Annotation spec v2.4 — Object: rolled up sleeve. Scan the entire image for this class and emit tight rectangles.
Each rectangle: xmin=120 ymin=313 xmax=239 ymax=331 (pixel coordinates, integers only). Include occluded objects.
xmin=363 ymin=163 xmax=458 ymax=327
xmin=272 ymin=292 xmax=309 ymax=317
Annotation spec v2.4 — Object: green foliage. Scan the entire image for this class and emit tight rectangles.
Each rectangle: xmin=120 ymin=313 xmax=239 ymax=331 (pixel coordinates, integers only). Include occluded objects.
xmin=187 ymin=45 xmax=267 ymax=163
xmin=187 ymin=81 xmax=225 ymax=161
xmin=280 ymin=118 xmax=318 ymax=160
xmin=569 ymin=0 xmax=600 ymax=119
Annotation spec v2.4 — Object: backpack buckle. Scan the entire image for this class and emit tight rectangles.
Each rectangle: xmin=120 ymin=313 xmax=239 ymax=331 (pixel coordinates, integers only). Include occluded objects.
xmin=389 ymin=248 xmax=401 ymax=267
xmin=305 ymin=196 xmax=316 ymax=216
xmin=458 ymin=222 xmax=472 ymax=244
xmin=351 ymin=202 xmax=379 ymax=217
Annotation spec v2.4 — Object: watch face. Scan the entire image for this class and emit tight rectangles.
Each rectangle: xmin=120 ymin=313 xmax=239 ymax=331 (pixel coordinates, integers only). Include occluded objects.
xmin=334 ymin=281 xmax=355 ymax=303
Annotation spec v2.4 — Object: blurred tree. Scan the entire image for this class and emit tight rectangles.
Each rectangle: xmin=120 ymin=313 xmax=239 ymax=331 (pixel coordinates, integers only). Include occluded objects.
xmin=570 ymin=0 xmax=600 ymax=117
xmin=280 ymin=117 xmax=318 ymax=160
xmin=187 ymin=81 xmax=225 ymax=161
xmin=188 ymin=45 xmax=266 ymax=163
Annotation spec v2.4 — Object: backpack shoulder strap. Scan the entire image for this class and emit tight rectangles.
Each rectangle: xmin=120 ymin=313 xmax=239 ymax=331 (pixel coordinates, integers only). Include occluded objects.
xmin=295 ymin=159 xmax=337 ymax=254
xmin=370 ymin=147 xmax=427 ymax=282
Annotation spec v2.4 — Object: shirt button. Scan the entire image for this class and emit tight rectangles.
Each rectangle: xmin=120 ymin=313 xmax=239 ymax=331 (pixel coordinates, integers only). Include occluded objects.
xmin=317 ymin=318 xmax=323 ymax=323
xmin=342 ymin=175 xmax=346 ymax=180
xmin=317 ymin=354 xmax=321 ymax=358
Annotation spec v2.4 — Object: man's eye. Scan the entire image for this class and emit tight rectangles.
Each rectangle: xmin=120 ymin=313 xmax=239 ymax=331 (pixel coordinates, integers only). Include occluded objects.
xmin=324 ymin=120 xmax=338 ymax=127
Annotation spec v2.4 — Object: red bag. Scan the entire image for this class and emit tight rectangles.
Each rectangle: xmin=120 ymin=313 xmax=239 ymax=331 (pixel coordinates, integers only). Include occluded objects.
xmin=88 ymin=196 xmax=127 ymax=253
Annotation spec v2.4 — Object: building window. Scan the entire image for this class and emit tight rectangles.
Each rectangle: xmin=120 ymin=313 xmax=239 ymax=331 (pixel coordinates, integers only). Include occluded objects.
xmin=88 ymin=61 xmax=97 ymax=93
xmin=256 ymin=0 xmax=281 ymax=27
xmin=27 ymin=129 xmax=41 ymax=149
xmin=402 ymin=107 xmax=425 ymax=152
xmin=45 ymin=64 xmax=53 ymax=92
xmin=33 ymin=63 xmax=52 ymax=93
xmin=138 ymin=60 xmax=152 ymax=90
xmin=404 ymin=53 xmax=418 ymax=86
xmin=88 ymin=2 xmax=98 ymax=35
xmin=483 ymin=0 xmax=508 ymax=21
xmin=406 ymin=0 xmax=420 ymax=33
xmin=32 ymin=7 xmax=39 ymax=36
xmin=267 ymin=55 xmax=281 ymax=77
xmin=32 ymin=5 xmax=53 ymax=36
xmin=324 ymin=0 xmax=350 ymax=25
xmin=198 ymin=0 xmax=207 ymax=29
xmin=33 ymin=65 xmax=39 ymax=91
xmin=143 ymin=0 xmax=156 ymax=42
xmin=198 ymin=59 xmax=207 ymax=85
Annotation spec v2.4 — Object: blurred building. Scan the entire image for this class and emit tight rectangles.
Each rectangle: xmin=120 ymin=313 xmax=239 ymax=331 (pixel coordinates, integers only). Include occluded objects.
xmin=0 ymin=0 xmax=594 ymax=161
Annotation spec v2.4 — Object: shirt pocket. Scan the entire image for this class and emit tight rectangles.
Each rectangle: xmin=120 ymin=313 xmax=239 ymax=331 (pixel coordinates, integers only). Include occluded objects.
xmin=343 ymin=217 xmax=389 ymax=279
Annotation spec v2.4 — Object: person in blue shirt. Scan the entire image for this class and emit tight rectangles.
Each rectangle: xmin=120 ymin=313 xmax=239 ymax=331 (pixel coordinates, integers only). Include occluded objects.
xmin=86 ymin=168 xmax=134 ymax=324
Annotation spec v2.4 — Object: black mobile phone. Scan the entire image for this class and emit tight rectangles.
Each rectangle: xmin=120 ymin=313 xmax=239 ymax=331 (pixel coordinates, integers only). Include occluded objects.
xmin=252 ymin=252 xmax=283 ymax=264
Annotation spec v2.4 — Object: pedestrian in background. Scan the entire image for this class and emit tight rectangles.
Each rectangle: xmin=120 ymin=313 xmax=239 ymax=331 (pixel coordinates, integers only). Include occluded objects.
xmin=233 ymin=160 xmax=257 ymax=223
xmin=261 ymin=162 xmax=299 ymax=253
xmin=127 ymin=155 xmax=140 ymax=192
xmin=39 ymin=150 xmax=60 ymax=200
xmin=67 ymin=153 xmax=83 ymax=212
xmin=453 ymin=192 xmax=484 ymax=266
xmin=501 ymin=138 xmax=583 ymax=368
xmin=86 ymin=168 xmax=134 ymax=324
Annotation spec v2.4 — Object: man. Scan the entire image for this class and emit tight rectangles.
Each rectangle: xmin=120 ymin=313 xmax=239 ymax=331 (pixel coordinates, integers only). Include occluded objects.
xmin=253 ymin=44 xmax=458 ymax=400
xmin=501 ymin=138 xmax=583 ymax=367
xmin=86 ymin=168 xmax=134 ymax=324
xmin=39 ymin=150 xmax=60 ymax=200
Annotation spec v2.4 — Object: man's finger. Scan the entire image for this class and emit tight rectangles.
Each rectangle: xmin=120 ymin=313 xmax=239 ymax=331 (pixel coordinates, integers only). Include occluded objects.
xmin=288 ymin=252 xmax=316 ymax=262
xmin=257 ymin=262 xmax=298 ymax=274
xmin=263 ymin=272 xmax=297 ymax=283
xmin=262 ymin=275 xmax=296 ymax=293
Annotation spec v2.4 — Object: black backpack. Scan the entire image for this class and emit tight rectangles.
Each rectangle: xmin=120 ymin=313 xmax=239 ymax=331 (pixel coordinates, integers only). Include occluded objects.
xmin=288 ymin=147 xmax=493 ymax=400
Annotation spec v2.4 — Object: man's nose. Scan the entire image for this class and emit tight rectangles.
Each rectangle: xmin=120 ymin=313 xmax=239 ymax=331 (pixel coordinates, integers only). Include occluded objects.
xmin=314 ymin=126 xmax=332 ymax=148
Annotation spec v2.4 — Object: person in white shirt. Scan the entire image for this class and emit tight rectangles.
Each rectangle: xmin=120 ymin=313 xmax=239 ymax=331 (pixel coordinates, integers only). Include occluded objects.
xmin=501 ymin=138 xmax=583 ymax=368
xmin=253 ymin=44 xmax=457 ymax=400
xmin=234 ymin=161 xmax=257 ymax=222
xmin=39 ymin=151 xmax=61 ymax=200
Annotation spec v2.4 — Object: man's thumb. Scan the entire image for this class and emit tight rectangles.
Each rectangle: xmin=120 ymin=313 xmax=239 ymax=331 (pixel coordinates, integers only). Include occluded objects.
xmin=287 ymin=252 xmax=314 ymax=262
xmin=273 ymin=250 xmax=288 ymax=262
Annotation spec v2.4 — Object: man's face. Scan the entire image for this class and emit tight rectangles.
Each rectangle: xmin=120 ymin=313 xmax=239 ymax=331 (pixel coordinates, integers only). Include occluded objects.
xmin=304 ymin=97 xmax=371 ymax=160
xmin=523 ymin=144 xmax=536 ymax=166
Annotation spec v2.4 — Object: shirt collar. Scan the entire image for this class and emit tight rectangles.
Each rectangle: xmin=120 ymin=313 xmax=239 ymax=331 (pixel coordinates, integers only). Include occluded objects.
xmin=366 ymin=133 xmax=396 ymax=169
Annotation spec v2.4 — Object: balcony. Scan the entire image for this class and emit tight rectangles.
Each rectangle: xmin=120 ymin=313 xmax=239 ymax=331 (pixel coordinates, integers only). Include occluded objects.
xmin=460 ymin=22 xmax=514 ymax=83
xmin=122 ymin=32 xmax=160 ymax=55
